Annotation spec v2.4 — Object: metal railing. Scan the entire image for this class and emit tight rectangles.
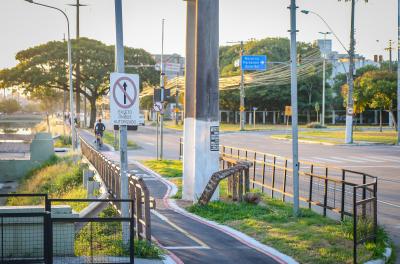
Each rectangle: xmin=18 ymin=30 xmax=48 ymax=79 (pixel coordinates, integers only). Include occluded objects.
xmin=80 ymin=136 xmax=153 ymax=241
xmin=179 ymin=139 xmax=378 ymax=263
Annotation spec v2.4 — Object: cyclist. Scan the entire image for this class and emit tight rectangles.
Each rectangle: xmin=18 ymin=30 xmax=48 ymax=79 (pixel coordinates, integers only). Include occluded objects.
xmin=94 ymin=119 xmax=106 ymax=148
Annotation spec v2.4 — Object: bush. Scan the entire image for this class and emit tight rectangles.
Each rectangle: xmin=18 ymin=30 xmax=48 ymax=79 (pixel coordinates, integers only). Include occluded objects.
xmin=306 ymin=122 xmax=327 ymax=129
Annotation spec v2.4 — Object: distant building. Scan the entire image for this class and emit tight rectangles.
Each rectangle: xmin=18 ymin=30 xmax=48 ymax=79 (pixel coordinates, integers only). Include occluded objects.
xmin=152 ymin=53 xmax=185 ymax=80
xmin=315 ymin=39 xmax=380 ymax=84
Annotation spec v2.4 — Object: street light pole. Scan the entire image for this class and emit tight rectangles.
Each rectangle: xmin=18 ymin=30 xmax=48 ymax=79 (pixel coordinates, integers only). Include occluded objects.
xmin=240 ymin=41 xmax=245 ymax=131
xmin=398 ymin=0 xmax=400 ymax=144
xmin=24 ymin=0 xmax=76 ymax=150
xmin=290 ymin=0 xmax=299 ymax=216
xmin=319 ymin=31 xmax=331 ymax=126
xmin=159 ymin=18 xmax=165 ymax=160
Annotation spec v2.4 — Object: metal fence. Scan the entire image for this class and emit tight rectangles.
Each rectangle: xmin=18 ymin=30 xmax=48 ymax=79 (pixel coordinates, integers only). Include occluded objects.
xmin=0 ymin=195 xmax=138 ymax=264
xmin=80 ymin=136 xmax=153 ymax=241
xmin=179 ymin=140 xmax=378 ymax=263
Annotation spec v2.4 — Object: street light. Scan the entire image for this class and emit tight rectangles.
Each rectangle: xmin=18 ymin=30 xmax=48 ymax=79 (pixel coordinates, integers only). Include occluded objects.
xmin=319 ymin=31 xmax=331 ymax=126
xmin=302 ymin=9 xmax=355 ymax=144
xmin=24 ymin=0 xmax=76 ymax=150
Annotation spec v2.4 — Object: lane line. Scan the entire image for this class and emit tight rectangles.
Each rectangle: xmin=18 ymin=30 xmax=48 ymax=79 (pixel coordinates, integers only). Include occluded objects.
xmin=311 ymin=157 xmax=342 ymax=164
xmin=164 ymin=246 xmax=210 ymax=250
xmin=151 ymin=210 xmax=210 ymax=249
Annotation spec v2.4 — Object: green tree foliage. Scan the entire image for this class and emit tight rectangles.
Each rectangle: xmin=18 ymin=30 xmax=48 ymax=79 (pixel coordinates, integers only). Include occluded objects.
xmin=0 ymin=38 xmax=159 ymax=127
xmin=0 ymin=98 xmax=21 ymax=114
xmin=219 ymin=37 xmax=326 ymax=115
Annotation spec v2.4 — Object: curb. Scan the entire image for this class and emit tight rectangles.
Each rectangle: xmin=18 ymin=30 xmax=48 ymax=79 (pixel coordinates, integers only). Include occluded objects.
xmin=270 ymin=136 xmax=336 ymax=146
xmin=364 ymin=244 xmax=393 ymax=264
xmin=134 ymin=161 xmax=298 ymax=264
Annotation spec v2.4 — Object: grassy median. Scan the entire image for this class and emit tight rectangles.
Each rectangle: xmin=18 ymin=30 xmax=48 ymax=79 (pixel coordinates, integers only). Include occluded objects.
xmin=103 ymin=131 xmax=140 ymax=150
xmin=272 ymin=130 xmax=397 ymax=145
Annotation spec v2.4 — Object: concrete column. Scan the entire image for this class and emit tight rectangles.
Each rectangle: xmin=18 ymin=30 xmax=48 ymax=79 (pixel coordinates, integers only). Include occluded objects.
xmin=360 ymin=112 xmax=363 ymax=124
xmin=374 ymin=110 xmax=378 ymax=124
xmin=273 ymin=111 xmax=276 ymax=124
xmin=332 ymin=110 xmax=336 ymax=125
xmin=263 ymin=111 xmax=266 ymax=124
xmin=234 ymin=111 xmax=238 ymax=124
xmin=183 ymin=0 xmax=220 ymax=202
xmin=227 ymin=111 xmax=230 ymax=123
xmin=389 ymin=111 xmax=394 ymax=127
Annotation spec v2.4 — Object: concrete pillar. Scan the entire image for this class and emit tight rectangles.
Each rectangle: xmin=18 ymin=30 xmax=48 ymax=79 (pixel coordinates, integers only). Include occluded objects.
xmin=234 ymin=111 xmax=238 ymax=124
xmin=332 ymin=110 xmax=336 ymax=125
xmin=263 ymin=111 xmax=266 ymax=124
xmin=389 ymin=111 xmax=394 ymax=127
xmin=273 ymin=111 xmax=276 ymax=124
xmin=227 ymin=111 xmax=230 ymax=123
xmin=360 ymin=112 xmax=363 ymax=124
xmin=183 ymin=0 xmax=220 ymax=202
xmin=374 ymin=110 xmax=378 ymax=124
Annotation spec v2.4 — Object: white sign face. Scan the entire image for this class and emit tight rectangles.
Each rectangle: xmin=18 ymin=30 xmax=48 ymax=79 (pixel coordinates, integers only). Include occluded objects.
xmin=165 ymin=63 xmax=181 ymax=73
xmin=110 ymin=73 xmax=140 ymax=126
xmin=153 ymin=102 xmax=163 ymax=113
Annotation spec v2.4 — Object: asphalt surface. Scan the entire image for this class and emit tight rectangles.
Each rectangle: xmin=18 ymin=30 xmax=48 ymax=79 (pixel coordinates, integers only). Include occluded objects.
xmin=80 ymin=130 xmax=283 ymax=264
xmin=124 ymin=125 xmax=400 ymax=260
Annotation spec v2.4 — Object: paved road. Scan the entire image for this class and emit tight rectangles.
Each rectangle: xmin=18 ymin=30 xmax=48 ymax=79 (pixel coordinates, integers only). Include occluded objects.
xmin=80 ymin=130 xmax=286 ymax=264
xmin=125 ymin=125 xmax=400 ymax=259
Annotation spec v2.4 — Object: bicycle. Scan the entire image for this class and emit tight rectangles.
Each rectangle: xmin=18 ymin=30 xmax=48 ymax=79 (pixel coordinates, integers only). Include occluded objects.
xmin=95 ymin=132 xmax=103 ymax=149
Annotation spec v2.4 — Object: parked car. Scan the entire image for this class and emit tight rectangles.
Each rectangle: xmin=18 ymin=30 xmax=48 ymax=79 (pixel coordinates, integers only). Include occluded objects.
xmin=138 ymin=113 xmax=145 ymax=126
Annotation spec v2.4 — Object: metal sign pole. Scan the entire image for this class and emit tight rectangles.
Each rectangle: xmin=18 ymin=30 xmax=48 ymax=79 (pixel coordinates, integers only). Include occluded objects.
xmin=114 ymin=0 xmax=129 ymax=244
xmin=398 ymin=0 xmax=400 ymax=144
xmin=160 ymin=19 xmax=165 ymax=160
xmin=290 ymin=0 xmax=299 ymax=216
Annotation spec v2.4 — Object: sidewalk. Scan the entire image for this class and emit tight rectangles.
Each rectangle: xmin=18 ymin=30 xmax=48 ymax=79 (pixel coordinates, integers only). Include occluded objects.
xmin=79 ymin=130 xmax=297 ymax=264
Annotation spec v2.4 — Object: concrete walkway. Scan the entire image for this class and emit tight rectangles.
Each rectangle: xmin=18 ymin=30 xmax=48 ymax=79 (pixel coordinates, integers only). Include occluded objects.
xmin=78 ymin=130 xmax=296 ymax=264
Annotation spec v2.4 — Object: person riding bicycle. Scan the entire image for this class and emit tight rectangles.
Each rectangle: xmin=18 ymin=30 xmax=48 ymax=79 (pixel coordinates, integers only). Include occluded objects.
xmin=94 ymin=119 xmax=106 ymax=147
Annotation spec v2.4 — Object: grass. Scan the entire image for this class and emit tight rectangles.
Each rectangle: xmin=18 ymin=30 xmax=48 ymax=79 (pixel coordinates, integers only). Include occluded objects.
xmin=273 ymin=130 xmax=397 ymax=144
xmin=54 ymin=135 xmax=72 ymax=148
xmin=142 ymin=160 xmax=183 ymax=178
xmin=7 ymin=154 xmax=88 ymax=212
xmin=75 ymin=206 xmax=164 ymax=259
xmin=188 ymin=196 xmax=389 ymax=264
xmin=164 ymin=121 xmax=291 ymax=132
xmin=103 ymin=131 xmax=140 ymax=150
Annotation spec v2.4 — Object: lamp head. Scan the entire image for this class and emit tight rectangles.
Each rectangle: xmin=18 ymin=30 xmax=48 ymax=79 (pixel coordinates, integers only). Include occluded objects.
xmin=301 ymin=10 xmax=310 ymax=14
xmin=24 ymin=0 xmax=34 ymax=3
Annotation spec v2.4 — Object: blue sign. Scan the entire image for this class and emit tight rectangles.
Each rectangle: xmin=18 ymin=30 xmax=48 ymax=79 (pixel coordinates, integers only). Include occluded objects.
xmin=241 ymin=55 xmax=267 ymax=71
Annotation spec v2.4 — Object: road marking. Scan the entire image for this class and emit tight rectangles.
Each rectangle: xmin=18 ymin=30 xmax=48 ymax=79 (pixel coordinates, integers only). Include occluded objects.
xmin=151 ymin=210 xmax=210 ymax=249
xmin=145 ymin=142 xmax=155 ymax=146
xmin=373 ymin=156 xmax=400 ymax=162
xmin=164 ymin=246 xmax=210 ymax=250
xmin=344 ymin=165 xmax=400 ymax=169
xmin=311 ymin=157 xmax=342 ymax=164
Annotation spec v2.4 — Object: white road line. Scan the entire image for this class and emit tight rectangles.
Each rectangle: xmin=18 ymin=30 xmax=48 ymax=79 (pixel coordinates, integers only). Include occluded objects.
xmin=311 ymin=157 xmax=343 ymax=164
xmin=373 ymin=156 xmax=400 ymax=162
xmin=164 ymin=246 xmax=210 ymax=250
xmin=346 ymin=157 xmax=383 ymax=163
xmin=151 ymin=210 xmax=210 ymax=249
xmin=344 ymin=165 xmax=400 ymax=168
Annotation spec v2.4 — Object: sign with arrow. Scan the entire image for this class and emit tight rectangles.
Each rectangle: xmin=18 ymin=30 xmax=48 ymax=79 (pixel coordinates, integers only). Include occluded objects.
xmin=110 ymin=73 xmax=140 ymax=126
xmin=241 ymin=55 xmax=267 ymax=71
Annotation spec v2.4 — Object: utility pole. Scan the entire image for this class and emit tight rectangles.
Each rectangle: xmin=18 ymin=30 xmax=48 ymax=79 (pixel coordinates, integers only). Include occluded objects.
xmin=345 ymin=0 xmax=356 ymax=144
xmin=175 ymin=74 xmax=179 ymax=125
xmin=385 ymin=40 xmax=394 ymax=72
xmin=68 ymin=0 xmax=87 ymax=127
xmin=159 ymin=18 xmax=165 ymax=160
xmin=240 ymin=41 xmax=245 ymax=131
xmin=114 ymin=0 xmax=129 ymax=244
xmin=319 ymin=32 xmax=331 ymax=126
xmin=290 ymin=0 xmax=299 ymax=216
xmin=398 ymin=0 xmax=400 ymax=144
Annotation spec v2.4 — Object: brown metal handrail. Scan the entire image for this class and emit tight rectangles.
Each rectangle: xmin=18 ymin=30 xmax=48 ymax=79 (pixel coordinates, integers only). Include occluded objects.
xmin=80 ymin=136 xmax=152 ymax=241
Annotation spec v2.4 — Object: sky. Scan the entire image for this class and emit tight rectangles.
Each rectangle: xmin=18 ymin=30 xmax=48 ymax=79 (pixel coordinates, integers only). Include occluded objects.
xmin=0 ymin=0 xmax=397 ymax=69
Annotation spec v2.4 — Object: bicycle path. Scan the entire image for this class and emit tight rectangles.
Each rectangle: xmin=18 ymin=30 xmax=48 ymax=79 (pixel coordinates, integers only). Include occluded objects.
xmin=78 ymin=130 xmax=296 ymax=264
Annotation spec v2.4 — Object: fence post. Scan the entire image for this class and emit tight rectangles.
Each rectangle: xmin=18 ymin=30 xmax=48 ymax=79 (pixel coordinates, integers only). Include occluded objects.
xmin=353 ymin=186 xmax=358 ymax=264
xmin=271 ymin=156 xmax=276 ymax=198
xmin=244 ymin=166 xmax=250 ymax=193
xmin=362 ymin=174 xmax=367 ymax=219
xmin=44 ymin=197 xmax=53 ymax=264
xmin=252 ymin=152 xmax=257 ymax=189
xmin=261 ymin=154 xmax=266 ymax=193
xmin=282 ymin=159 xmax=288 ymax=202
xmin=341 ymin=170 xmax=346 ymax=221
xmin=323 ymin=167 xmax=328 ymax=217
xmin=308 ymin=165 xmax=314 ymax=209
xmin=238 ymin=170 xmax=243 ymax=202
xmin=130 ymin=199 xmax=135 ymax=263
xmin=373 ymin=181 xmax=378 ymax=243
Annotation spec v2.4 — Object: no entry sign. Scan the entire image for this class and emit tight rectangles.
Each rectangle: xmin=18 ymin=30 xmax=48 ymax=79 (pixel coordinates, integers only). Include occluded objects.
xmin=110 ymin=73 xmax=140 ymax=126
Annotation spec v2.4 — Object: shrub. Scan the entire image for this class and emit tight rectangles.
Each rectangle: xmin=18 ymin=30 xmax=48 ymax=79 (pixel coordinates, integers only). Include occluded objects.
xmin=306 ymin=122 xmax=327 ymax=129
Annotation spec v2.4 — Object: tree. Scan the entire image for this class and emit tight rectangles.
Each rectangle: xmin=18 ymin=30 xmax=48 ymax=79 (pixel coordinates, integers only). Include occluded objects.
xmin=0 ymin=99 xmax=21 ymax=114
xmin=0 ymin=38 xmax=159 ymax=127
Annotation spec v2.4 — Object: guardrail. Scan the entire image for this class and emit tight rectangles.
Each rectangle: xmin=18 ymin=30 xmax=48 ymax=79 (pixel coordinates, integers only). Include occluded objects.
xmin=80 ymin=136 xmax=152 ymax=241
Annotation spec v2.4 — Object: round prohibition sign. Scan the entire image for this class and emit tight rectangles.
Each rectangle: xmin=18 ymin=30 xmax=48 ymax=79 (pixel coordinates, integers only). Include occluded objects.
xmin=112 ymin=77 xmax=138 ymax=109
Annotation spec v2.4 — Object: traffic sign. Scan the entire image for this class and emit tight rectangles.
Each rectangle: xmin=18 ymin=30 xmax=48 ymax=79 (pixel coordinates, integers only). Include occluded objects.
xmin=153 ymin=102 xmax=163 ymax=113
xmin=285 ymin=106 xmax=292 ymax=116
xmin=165 ymin=62 xmax=182 ymax=73
xmin=110 ymin=73 xmax=140 ymax=126
xmin=239 ymin=106 xmax=245 ymax=112
xmin=347 ymin=107 xmax=354 ymax=116
xmin=241 ymin=55 xmax=267 ymax=71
